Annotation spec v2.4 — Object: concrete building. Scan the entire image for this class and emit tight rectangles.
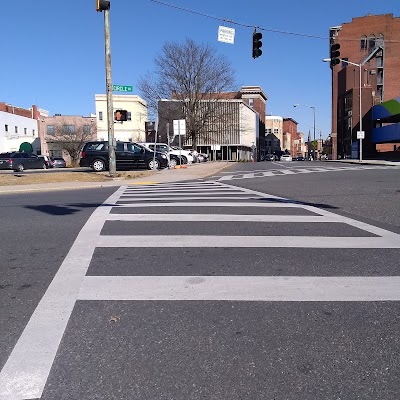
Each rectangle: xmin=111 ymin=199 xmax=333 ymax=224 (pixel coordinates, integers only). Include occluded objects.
xmin=156 ymin=86 xmax=267 ymax=161
xmin=0 ymin=102 xmax=40 ymax=153
xmin=328 ymin=13 xmax=400 ymax=159
xmin=95 ymin=94 xmax=147 ymax=142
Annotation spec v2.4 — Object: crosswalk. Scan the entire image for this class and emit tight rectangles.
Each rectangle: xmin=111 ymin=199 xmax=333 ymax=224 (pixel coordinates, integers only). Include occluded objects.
xmin=1 ymin=181 xmax=400 ymax=399
xmin=216 ymin=165 xmax=398 ymax=181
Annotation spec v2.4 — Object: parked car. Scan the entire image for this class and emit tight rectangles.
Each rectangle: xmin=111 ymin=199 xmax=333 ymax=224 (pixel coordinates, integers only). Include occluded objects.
xmin=51 ymin=157 xmax=67 ymax=168
xmin=197 ymin=153 xmax=209 ymax=162
xmin=139 ymin=143 xmax=194 ymax=164
xmin=0 ymin=152 xmax=47 ymax=172
xmin=280 ymin=154 xmax=292 ymax=161
xmin=38 ymin=155 xmax=54 ymax=168
xmin=264 ymin=154 xmax=275 ymax=161
xmin=295 ymin=156 xmax=305 ymax=161
xmin=79 ymin=141 xmax=168 ymax=171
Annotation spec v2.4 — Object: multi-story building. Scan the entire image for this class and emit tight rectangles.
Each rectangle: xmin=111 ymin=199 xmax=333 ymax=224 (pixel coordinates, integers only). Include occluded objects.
xmin=0 ymin=102 xmax=40 ymax=153
xmin=282 ymin=118 xmax=298 ymax=154
xmin=265 ymin=116 xmax=283 ymax=155
xmin=328 ymin=13 xmax=400 ymax=159
xmin=95 ymin=94 xmax=147 ymax=142
xmin=156 ymin=86 xmax=267 ymax=161
xmin=38 ymin=114 xmax=97 ymax=165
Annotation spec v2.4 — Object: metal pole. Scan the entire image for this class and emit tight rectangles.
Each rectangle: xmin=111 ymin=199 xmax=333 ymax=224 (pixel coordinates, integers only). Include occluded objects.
xmin=104 ymin=8 xmax=116 ymax=176
xmin=359 ymin=64 xmax=363 ymax=162
xmin=313 ymin=107 xmax=316 ymax=161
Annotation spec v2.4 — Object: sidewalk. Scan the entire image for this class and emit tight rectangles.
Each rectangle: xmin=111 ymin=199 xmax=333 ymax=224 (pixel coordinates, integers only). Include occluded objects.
xmin=326 ymin=159 xmax=400 ymax=166
xmin=0 ymin=162 xmax=233 ymax=194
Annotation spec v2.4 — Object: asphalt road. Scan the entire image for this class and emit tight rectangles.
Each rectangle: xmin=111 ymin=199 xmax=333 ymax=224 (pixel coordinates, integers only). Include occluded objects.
xmin=0 ymin=161 xmax=399 ymax=400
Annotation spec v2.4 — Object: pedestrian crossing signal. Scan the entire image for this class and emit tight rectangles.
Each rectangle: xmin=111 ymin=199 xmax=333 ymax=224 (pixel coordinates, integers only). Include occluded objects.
xmin=96 ymin=0 xmax=110 ymax=12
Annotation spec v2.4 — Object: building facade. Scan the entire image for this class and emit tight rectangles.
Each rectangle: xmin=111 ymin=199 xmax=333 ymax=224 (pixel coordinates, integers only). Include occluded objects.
xmin=0 ymin=102 xmax=40 ymax=153
xmin=265 ymin=116 xmax=283 ymax=155
xmin=329 ymin=13 xmax=400 ymax=159
xmin=95 ymin=94 xmax=147 ymax=142
xmin=38 ymin=115 xmax=97 ymax=165
xmin=156 ymin=86 xmax=267 ymax=161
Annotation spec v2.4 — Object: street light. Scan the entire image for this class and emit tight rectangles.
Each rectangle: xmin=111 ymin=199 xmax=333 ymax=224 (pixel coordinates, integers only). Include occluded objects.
xmin=323 ymin=58 xmax=364 ymax=162
xmin=293 ymin=103 xmax=316 ymax=161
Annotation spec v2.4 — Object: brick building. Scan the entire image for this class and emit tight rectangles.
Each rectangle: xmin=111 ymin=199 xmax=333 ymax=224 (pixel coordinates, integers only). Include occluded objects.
xmin=329 ymin=13 xmax=400 ymax=159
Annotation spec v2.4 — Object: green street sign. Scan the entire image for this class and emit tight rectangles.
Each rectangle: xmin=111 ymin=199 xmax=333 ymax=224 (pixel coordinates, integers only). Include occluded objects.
xmin=112 ymin=85 xmax=133 ymax=92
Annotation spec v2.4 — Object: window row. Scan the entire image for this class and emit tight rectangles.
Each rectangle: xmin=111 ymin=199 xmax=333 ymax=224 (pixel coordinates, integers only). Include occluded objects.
xmin=46 ymin=125 xmax=92 ymax=135
xmin=360 ymin=34 xmax=384 ymax=49
xmin=4 ymin=125 xmax=35 ymax=136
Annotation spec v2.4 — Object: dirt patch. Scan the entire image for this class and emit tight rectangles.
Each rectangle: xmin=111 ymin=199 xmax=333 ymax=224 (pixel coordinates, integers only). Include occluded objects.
xmin=0 ymin=170 xmax=155 ymax=186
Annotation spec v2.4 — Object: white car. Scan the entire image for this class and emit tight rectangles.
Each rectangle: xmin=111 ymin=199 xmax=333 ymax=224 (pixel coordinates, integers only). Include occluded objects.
xmin=280 ymin=154 xmax=292 ymax=161
xmin=139 ymin=143 xmax=194 ymax=164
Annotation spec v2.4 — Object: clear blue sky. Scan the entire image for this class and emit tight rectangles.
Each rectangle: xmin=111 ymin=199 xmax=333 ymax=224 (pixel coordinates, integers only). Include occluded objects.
xmin=1 ymin=0 xmax=399 ymax=139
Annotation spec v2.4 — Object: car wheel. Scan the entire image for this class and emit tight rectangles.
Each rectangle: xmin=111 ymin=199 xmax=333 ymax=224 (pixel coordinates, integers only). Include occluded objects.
xmin=15 ymin=164 xmax=24 ymax=172
xmin=92 ymin=159 xmax=106 ymax=172
xmin=169 ymin=158 xmax=177 ymax=168
xmin=147 ymin=158 xmax=160 ymax=170
xmin=42 ymin=163 xmax=47 ymax=169
xmin=181 ymin=156 xmax=188 ymax=164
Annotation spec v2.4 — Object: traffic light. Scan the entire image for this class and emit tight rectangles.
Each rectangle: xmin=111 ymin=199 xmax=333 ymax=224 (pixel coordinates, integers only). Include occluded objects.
xmin=96 ymin=0 xmax=110 ymax=12
xmin=115 ymin=110 xmax=128 ymax=122
xmin=252 ymin=31 xmax=263 ymax=59
xmin=330 ymin=43 xmax=341 ymax=66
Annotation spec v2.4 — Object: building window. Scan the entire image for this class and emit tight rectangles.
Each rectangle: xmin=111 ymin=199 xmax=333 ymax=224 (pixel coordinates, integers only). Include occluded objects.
xmin=376 ymin=33 xmax=384 ymax=47
xmin=274 ymin=128 xmax=279 ymax=135
xmin=47 ymin=125 xmax=55 ymax=135
xmin=4 ymin=124 xmax=8 ymax=132
xmin=249 ymin=98 xmax=254 ymax=108
xmin=83 ymin=125 xmax=91 ymax=134
xmin=360 ymin=36 xmax=367 ymax=49
xmin=32 ymin=129 xmax=35 ymax=136
xmin=24 ymin=128 xmax=27 ymax=135
xmin=62 ymin=125 xmax=75 ymax=133
xmin=99 ymin=111 xmax=103 ymax=121
xmin=15 ymin=126 xmax=18 ymax=134
xmin=369 ymin=34 xmax=376 ymax=48
xmin=127 ymin=112 xmax=132 ymax=121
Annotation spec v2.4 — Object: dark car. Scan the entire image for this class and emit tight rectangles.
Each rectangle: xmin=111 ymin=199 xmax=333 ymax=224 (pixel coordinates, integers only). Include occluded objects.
xmin=51 ymin=157 xmax=67 ymax=168
xmin=79 ymin=141 xmax=168 ymax=171
xmin=0 ymin=152 xmax=47 ymax=172
xmin=295 ymin=156 xmax=305 ymax=161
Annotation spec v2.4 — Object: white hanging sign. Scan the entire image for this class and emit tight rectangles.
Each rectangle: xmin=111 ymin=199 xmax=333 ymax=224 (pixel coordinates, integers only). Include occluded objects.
xmin=218 ymin=26 xmax=235 ymax=44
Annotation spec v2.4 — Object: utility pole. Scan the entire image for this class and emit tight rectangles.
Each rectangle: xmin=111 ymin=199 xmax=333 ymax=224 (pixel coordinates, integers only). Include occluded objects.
xmin=97 ymin=0 xmax=116 ymax=176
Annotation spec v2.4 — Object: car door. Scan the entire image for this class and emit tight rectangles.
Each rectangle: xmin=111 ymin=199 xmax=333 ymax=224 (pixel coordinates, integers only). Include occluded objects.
xmin=127 ymin=143 xmax=146 ymax=169
xmin=30 ymin=154 xmax=42 ymax=168
xmin=114 ymin=142 xmax=126 ymax=170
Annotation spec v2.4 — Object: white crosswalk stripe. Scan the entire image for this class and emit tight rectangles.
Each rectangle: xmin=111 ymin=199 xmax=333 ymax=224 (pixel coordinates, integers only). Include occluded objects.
xmin=217 ymin=165 xmax=398 ymax=181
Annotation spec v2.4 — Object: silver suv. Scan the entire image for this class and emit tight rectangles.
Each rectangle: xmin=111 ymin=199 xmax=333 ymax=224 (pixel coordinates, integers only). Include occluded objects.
xmin=139 ymin=143 xmax=194 ymax=166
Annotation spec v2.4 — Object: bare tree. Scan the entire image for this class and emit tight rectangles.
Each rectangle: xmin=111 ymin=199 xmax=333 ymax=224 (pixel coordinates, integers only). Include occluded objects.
xmin=138 ymin=38 xmax=237 ymax=148
xmin=46 ymin=120 xmax=96 ymax=166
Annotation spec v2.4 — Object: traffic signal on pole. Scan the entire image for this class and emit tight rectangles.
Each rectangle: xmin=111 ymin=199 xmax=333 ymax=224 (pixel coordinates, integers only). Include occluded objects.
xmin=115 ymin=110 xmax=128 ymax=122
xmin=96 ymin=0 xmax=110 ymax=12
xmin=330 ymin=43 xmax=341 ymax=66
xmin=252 ymin=31 xmax=263 ymax=59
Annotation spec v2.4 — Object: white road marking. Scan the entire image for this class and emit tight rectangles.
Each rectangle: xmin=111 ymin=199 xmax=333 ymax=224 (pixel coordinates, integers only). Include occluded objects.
xmin=78 ymin=276 xmax=400 ymax=302
xmin=2 ymin=179 xmax=400 ymax=399
xmin=0 ymin=187 xmax=127 ymax=400
xmin=96 ymin=235 xmax=400 ymax=248
xmin=217 ymin=165 xmax=397 ymax=181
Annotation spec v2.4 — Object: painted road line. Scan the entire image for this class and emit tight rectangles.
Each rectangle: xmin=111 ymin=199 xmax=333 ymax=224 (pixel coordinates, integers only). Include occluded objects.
xmin=96 ymin=235 xmax=400 ymax=248
xmin=0 ymin=186 xmax=126 ymax=400
xmin=106 ymin=214 xmax=337 ymax=223
xmin=113 ymin=202 xmax=321 ymax=209
xmin=78 ymin=276 xmax=400 ymax=302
